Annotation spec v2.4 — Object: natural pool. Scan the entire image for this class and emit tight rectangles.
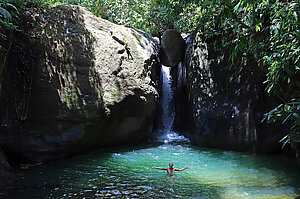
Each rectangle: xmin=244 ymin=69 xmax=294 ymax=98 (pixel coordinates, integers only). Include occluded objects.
xmin=6 ymin=131 xmax=300 ymax=199
xmin=4 ymin=65 xmax=300 ymax=199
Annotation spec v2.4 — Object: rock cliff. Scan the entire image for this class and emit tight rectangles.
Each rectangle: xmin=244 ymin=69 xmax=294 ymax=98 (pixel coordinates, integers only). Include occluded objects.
xmin=183 ymin=31 xmax=289 ymax=153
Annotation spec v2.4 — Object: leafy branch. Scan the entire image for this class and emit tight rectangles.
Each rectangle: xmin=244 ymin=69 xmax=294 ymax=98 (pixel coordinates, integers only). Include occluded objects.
xmin=263 ymin=100 xmax=300 ymax=148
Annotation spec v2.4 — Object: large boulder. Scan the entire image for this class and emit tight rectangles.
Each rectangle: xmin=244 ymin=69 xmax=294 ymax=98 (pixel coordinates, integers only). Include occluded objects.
xmin=0 ymin=5 xmax=160 ymax=162
xmin=161 ymin=29 xmax=186 ymax=67
xmin=183 ymin=32 xmax=288 ymax=153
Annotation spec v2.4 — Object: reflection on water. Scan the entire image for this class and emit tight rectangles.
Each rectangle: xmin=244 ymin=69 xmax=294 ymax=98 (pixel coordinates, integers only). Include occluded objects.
xmin=6 ymin=133 xmax=300 ymax=199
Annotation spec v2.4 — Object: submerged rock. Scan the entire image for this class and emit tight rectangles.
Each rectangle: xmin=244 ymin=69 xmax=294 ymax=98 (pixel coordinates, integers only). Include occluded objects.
xmin=0 ymin=5 xmax=160 ymax=162
xmin=161 ymin=29 xmax=186 ymax=67
xmin=183 ymin=32 xmax=288 ymax=153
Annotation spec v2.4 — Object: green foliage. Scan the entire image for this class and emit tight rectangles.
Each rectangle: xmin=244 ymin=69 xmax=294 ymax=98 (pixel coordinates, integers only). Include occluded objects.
xmin=230 ymin=0 xmax=300 ymax=149
xmin=190 ymin=0 xmax=299 ymax=150
xmin=231 ymin=0 xmax=299 ymax=94
xmin=263 ymin=100 xmax=300 ymax=148
xmin=30 ymin=0 xmax=202 ymax=35
xmin=0 ymin=0 xmax=21 ymax=50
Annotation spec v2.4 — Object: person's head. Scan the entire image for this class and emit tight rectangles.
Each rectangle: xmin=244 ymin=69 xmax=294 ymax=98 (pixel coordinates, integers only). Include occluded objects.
xmin=169 ymin=163 xmax=173 ymax=168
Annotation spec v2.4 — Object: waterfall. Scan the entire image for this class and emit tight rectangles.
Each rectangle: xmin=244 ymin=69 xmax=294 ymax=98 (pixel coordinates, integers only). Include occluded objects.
xmin=156 ymin=65 xmax=189 ymax=144
xmin=161 ymin=65 xmax=175 ymax=132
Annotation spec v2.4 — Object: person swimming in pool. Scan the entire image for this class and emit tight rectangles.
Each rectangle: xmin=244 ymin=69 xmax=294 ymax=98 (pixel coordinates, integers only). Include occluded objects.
xmin=152 ymin=163 xmax=190 ymax=174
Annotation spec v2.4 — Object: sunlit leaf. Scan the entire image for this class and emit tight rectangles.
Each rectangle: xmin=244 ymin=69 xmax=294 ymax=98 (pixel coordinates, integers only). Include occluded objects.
xmin=255 ymin=25 xmax=260 ymax=31
xmin=281 ymin=135 xmax=290 ymax=149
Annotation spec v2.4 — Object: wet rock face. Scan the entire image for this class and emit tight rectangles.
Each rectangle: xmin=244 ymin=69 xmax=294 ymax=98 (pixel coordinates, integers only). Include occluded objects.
xmin=184 ymin=32 xmax=287 ymax=153
xmin=0 ymin=5 xmax=160 ymax=162
xmin=161 ymin=29 xmax=186 ymax=67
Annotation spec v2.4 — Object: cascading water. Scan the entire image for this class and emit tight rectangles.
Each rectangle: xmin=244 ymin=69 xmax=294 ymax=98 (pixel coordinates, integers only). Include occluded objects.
xmin=156 ymin=65 xmax=189 ymax=144
xmin=161 ymin=65 xmax=174 ymax=132
xmin=5 ymin=67 xmax=300 ymax=199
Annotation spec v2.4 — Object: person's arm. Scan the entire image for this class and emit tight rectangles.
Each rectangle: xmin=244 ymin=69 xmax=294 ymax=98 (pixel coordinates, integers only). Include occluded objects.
xmin=152 ymin=166 xmax=167 ymax=170
xmin=174 ymin=167 xmax=190 ymax=171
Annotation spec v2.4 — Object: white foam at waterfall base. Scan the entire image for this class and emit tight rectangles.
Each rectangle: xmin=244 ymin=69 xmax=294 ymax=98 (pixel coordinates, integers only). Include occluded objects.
xmin=161 ymin=131 xmax=189 ymax=144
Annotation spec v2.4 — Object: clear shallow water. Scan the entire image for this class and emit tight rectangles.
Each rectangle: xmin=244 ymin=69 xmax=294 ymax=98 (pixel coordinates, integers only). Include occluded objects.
xmin=6 ymin=132 xmax=300 ymax=199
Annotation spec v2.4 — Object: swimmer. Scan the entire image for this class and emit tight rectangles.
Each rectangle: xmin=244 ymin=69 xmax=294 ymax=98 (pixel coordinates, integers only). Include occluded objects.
xmin=152 ymin=163 xmax=190 ymax=174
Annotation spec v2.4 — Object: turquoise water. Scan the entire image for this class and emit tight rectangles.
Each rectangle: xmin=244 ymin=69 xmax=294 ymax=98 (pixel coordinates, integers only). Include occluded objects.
xmin=6 ymin=131 xmax=300 ymax=199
